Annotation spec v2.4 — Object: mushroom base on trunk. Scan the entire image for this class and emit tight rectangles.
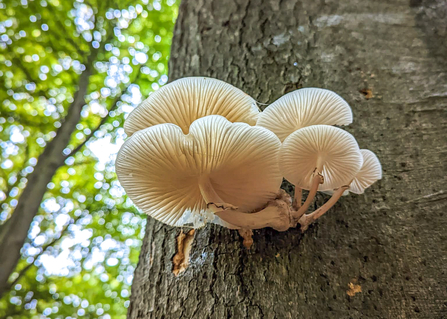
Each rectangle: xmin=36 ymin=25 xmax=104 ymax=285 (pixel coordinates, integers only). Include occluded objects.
xmin=197 ymin=172 xmax=351 ymax=243
xmin=215 ymin=184 xmax=348 ymax=235
xmin=216 ymin=190 xmax=292 ymax=232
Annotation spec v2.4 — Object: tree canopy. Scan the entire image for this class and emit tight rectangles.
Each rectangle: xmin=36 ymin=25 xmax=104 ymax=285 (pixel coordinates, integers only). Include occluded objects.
xmin=0 ymin=0 xmax=178 ymax=317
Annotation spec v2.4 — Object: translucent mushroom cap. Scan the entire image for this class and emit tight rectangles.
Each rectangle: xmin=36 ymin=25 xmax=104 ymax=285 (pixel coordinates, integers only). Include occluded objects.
xmin=348 ymin=149 xmax=382 ymax=194
xmin=280 ymin=125 xmax=363 ymax=191
xmin=257 ymin=88 xmax=353 ymax=142
xmin=116 ymin=115 xmax=282 ymax=227
xmin=124 ymin=77 xmax=260 ymax=136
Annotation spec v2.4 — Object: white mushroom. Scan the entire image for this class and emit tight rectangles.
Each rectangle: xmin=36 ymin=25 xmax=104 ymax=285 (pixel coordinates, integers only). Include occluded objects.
xmin=116 ymin=115 xmax=282 ymax=228
xmin=280 ymin=125 xmax=363 ymax=221
xmin=215 ymin=189 xmax=292 ymax=232
xmin=321 ymin=149 xmax=383 ymax=196
xmin=348 ymin=149 xmax=382 ymax=194
xmin=257 ymin=88 xmax=352 ymax=142
xmin=116 ymin=79 xmax=380 ymax=240
xmin=124 ymin=77 xmax=260 ymax=136
xmin=216 ymin=125 xmax=364 ymax=232
xmin=299 ymin=149 xmax=382 ymax=231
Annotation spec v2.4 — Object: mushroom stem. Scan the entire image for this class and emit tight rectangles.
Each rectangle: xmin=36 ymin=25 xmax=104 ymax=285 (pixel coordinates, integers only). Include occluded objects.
xmin=172 ymin=229 xmax=195 ymax=276
xmin=198 ymin=176 xmax=238 ymax=213
xmin=215 ymin=194 xmax=291 ymax=232
xmin=299 ymin=185 xmax=349 ymax=231
xmin=293 ymin=187 xmax=302 ymax=210
xmin=217 ymin=218 xmax=242 ymax=230
xmin=291 ymin=172 xmax=324 ymax=221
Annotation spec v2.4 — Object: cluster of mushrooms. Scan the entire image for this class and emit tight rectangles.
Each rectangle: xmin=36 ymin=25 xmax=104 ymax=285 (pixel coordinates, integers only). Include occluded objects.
xmin=116 ymin=77 xmax=381 ymax=247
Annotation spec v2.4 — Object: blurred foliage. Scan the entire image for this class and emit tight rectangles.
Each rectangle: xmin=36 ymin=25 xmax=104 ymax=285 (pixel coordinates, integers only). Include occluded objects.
xmin=0 ymin=0 xmax=178 ymax=317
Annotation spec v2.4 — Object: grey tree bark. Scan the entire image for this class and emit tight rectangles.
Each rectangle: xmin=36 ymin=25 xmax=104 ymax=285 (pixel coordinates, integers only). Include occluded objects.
xmin=128 ymin=0 xmax=447 ymax=318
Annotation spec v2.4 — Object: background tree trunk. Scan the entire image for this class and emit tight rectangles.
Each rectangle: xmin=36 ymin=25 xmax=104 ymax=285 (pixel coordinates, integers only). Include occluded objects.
xmin=128 ymin=0 xmax=447 ymax=318
xmin=0 ymin=69 xmax=91 ymax=298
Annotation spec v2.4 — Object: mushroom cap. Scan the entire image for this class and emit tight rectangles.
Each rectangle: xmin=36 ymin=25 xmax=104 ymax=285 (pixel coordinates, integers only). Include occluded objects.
xmin=257 ymin=88 xmax=353 ymax=142
xmin=348 ymin=149 xmax=382 ymax=194
xmin=116 ymin=115 xmax=282 ymax=227
xmin=124 ymin=77 xmax=260 ymax=136
xmin=280 ymin=125 xmax=363 ymax=191
xmin=322 ymin=149 xmax=382 ymax=196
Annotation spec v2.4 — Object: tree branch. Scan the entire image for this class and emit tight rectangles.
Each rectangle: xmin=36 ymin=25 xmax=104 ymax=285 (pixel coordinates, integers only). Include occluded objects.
xmin=6 ymin=214 xmax=83 ymax=291
xmin=66 ymin=67 xmax=142 ymax=158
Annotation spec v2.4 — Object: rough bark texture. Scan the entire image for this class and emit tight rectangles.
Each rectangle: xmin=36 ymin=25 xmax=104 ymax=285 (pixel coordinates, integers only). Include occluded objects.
xmin=128 ymin=0 xmax=447 ymax=318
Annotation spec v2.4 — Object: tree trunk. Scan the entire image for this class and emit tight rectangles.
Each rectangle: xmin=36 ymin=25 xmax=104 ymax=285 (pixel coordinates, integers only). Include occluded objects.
xmin=128 ymin=0 xmax=447 ymax=318
xmin=0 ymin=69 xmax=91 ymax=298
